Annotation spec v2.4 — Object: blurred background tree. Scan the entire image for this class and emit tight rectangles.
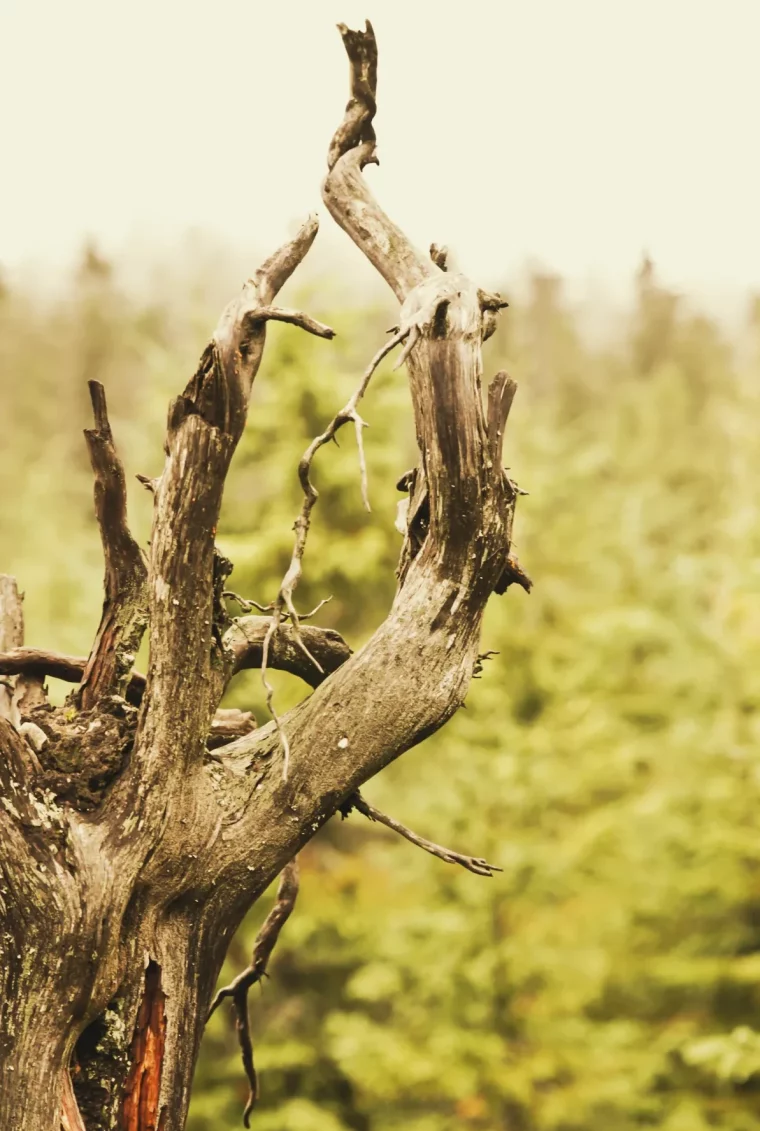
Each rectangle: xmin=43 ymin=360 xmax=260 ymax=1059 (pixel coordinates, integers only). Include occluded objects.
xmin=2 ymin=243 xmax=759 ymax=1130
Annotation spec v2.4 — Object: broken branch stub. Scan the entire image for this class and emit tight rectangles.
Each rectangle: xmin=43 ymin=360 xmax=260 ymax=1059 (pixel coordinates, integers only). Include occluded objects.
xmin=77 ymin=381 xmax=148 ymax=710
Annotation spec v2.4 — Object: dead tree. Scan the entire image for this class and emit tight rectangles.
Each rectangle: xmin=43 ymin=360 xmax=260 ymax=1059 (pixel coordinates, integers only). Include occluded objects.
xmin=0 ymin=22 xmax=528 ymax=1130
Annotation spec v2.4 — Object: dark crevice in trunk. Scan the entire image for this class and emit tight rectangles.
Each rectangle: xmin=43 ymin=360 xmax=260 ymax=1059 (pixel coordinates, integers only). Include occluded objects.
xmin=72 ymin=995 xmax=131 ymax=1131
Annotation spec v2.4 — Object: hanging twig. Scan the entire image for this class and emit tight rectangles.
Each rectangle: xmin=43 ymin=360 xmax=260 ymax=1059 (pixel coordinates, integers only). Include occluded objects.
xmin=207 ymin=859 xmax=300 ymax=1127
xmin=263 ymin=325 xmax=412 ymax=778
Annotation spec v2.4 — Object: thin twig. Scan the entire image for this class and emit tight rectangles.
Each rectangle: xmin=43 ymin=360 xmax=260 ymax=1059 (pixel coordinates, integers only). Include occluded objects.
xmin=207 ymin=859 xmax=299 ymax=1127
xmin=342 ymin=791 xmax=502 ymax=878
xmin=260 ymin=613 xmax=291 ymax=780
xmin=223 ymin=592 xmax=332 ymax=622
xmin=262 ymin=326 xmax=410 ymax=777
xmin=223 ymin=592 xmax=275 ymax=615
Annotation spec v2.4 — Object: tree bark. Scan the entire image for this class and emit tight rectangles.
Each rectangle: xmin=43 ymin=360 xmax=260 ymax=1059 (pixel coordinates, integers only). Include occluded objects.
xmin=0 ymin=21 xmax=524 ymax=1130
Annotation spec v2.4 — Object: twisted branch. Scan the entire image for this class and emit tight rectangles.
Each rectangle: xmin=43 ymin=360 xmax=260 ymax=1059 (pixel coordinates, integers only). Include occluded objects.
xmin=207 ymin=859 xmax=299 ymax=1127
xmin=323 ymin=20 xmax=436 ymax=302
xmin=0 ymin=614 xmax=349 ymax=698
xmin=261 ymin=325 xmax=410 ymax=778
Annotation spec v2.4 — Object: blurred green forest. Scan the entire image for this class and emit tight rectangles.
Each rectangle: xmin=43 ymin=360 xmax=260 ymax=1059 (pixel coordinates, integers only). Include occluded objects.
xmin=2 ymin=246 xmax=760 ymax=1131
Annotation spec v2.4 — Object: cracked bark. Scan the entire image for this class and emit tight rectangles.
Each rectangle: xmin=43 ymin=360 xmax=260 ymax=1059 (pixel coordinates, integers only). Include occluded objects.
xmin=0 ymin=20 xmax=526 ymax=1131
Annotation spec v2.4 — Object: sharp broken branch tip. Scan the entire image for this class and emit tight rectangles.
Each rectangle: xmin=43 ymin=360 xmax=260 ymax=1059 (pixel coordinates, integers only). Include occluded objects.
xmin=430 ymin=243 xmax=449 ymax=271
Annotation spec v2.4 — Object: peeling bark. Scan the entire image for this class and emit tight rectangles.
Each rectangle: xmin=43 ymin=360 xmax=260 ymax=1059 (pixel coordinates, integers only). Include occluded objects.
xmin=0 ymin=21 xmax=527 ymax=1130
xmin=122 ymin=963 xmax=167 ymax=1131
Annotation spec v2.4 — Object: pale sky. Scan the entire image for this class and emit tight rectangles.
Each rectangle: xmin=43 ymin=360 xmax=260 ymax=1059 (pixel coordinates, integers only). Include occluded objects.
xmin=2 ymin=0 xmax=759 ymax=303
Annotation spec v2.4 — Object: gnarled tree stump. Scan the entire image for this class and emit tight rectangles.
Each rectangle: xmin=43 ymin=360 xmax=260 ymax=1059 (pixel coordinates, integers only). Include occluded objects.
xmin=0 ymin=21 xmax=526 ymax=1130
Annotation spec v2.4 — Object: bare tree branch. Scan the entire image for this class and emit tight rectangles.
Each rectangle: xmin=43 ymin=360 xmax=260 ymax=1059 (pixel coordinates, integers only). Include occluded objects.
xmin=207 ymin=859 xmax=299 ymax=1127
xmin=243 ymin=306 xmax=335 ymax=339
xmin=226 ymin=616 xmax=351 ymax=688
xmin=323 ymin=20 xmax=436 ymax=302
xmin=341 ymin=791 xmax=502 ymax=877
xmin=0 ymin=617 xmax=349 ymax=693
xmin=126 ymin=218 xmax=331 ymax=807
xmin=207 ymin=708 xmax=257 ymax=750
xmin=260 ymin=326 xmax=409 ymax=776
xmin=77 ymin=381 xmax=148 ymax=710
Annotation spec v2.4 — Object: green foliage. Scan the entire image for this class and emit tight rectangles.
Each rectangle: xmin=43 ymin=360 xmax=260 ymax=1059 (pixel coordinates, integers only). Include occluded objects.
xmin=3 ymin=246 xmax=760 ymax=1129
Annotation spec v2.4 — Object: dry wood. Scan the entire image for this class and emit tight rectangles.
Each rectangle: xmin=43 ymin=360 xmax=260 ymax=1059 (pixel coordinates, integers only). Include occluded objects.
xmin=0 ymin=22 xmax=527 ymax=1131
xmin=207 ymin=860 xmax=299 ymax=1126
xmin=342 ymin=791 xmax=502 ymax=878
xmin=77 ymin=381 xmax=148 ymax=709
xmin=0 ymin=574 xmax=46 ymax=725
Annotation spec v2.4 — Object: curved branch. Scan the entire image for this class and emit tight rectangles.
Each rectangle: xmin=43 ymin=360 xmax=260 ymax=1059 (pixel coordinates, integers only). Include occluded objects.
xmin=342 ymin=791 xmax=502 ymax=878
xmin=322 ymin=20 xmax=436 ymax=302
xmin=0 ymin=617 xmax=351 ymax=708
xmin=209 ymin=23 xmax=522 ymax=871
xmin=207 ymin=859 xmax=299 ymax=1127
xmin=226 ymin=617 xmax=351 ymax=688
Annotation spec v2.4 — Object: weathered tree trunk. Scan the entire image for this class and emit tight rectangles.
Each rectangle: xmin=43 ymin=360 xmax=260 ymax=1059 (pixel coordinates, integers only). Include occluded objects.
xmin=0 ymin=21 xmax=526 ymax=1130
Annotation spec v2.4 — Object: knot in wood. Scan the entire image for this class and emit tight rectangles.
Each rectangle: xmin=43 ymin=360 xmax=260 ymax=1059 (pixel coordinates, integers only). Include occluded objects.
xmin=399 ymin=274 xmax=484 ymax=344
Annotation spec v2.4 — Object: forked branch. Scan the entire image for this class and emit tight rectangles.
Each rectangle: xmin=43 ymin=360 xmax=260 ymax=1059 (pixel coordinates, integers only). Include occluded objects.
xmin=129 ymin=218 xmax=333 ymax=796
xmin=260 ymin=325 xmax=410 ymax=777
